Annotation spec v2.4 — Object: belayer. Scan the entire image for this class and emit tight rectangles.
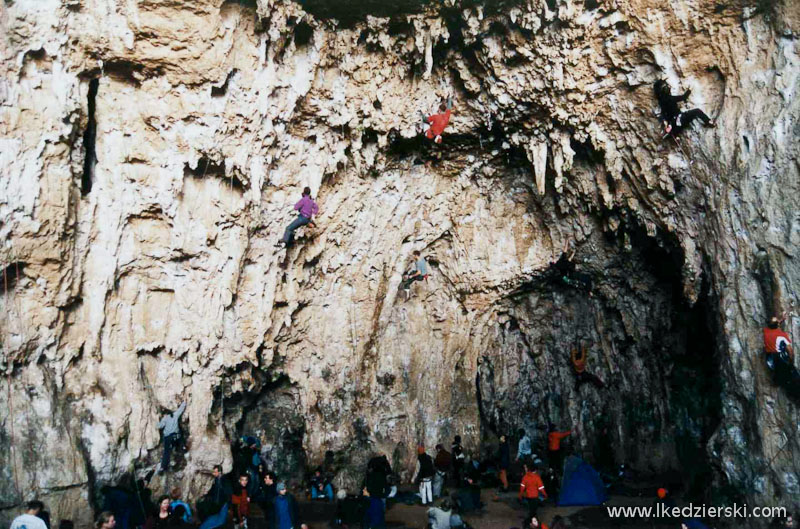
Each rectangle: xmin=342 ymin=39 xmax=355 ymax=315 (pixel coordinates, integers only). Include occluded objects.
xmin=421 ymin=97 xmax=453 ymax=144
xmin=276 ymin=187 xmax=319 ymax=248
xmin=654 ymin=79 xmax=715 ymax=137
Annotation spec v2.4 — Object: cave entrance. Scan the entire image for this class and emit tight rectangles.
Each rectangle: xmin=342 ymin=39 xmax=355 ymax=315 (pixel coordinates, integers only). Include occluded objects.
xmin=475 ymin=222 xmax=723 ymax=505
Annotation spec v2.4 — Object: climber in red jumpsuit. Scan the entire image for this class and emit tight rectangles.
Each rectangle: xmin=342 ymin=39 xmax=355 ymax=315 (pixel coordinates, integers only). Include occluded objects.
xmin=763 ymin=312 xmax=800 ymax=398
xmin=421 ymin=97 xmax=453 ymax=144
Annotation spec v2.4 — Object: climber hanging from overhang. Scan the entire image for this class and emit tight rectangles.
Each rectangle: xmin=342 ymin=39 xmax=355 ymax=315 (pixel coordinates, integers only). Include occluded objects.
xmin=653 ymin=80 xmax=715 ymax=137
xmin=420 ymin=97 xmax=453 ymax=144
xmin=549 ymin=240 xmax=594 ymax=296
xmin=763 ymin=312 xmax=800 ymax=396
xmin=571 ymin=345 xmax=605 ymax=390
xmin=275 ymin=186 xmax=319 ymax=249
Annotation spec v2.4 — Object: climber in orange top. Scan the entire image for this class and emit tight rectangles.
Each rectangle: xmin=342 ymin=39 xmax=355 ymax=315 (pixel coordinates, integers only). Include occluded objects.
xmin=547 ymin=424 xmax=572 ymax=475
xmin=571 ymin=345 xmax=605 ymax=389
xmin=421 ymin=97 xmax=453 ymax=144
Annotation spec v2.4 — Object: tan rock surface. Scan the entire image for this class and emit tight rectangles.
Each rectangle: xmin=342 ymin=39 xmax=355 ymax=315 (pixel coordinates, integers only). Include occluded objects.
xmin=1 ymin=0 xmax=799 ymax=526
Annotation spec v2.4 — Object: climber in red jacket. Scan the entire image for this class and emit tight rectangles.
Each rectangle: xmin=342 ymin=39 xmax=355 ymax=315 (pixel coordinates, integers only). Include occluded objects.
xmin=763 ymin=313 xmax=800 ymax=397
xmin=547 ymin=424 xmax=573 ymax=475
xmin=421 ymin=97 xmax=453 ymax=144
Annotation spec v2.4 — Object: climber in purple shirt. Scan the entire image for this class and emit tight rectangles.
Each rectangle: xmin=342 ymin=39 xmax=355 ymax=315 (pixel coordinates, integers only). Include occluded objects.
xmin=276 ymin=187 xmax=319 ymax=248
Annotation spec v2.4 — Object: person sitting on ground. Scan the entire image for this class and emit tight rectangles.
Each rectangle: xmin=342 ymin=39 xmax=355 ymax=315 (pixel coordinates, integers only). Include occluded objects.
xmin=271 ymin=483 xmax=301 ymax=529
xmin=524 ymin=514 xmax=549 ymax=529
xmin=428 ymin=498 xmax=454 ymax=529
xmin=231 ymin=473 xmax=250 ymax=529
xmin=157 ymin=401 xmax=186 ymax=474
xmin=547 ymin=424 xmax=572 ymax=475
xmin=11 ymin=501 xmax=49 ymax=529
xmin=421 ymin=97 xmax=453 ymax=144
xmin=95 ymin=512 xmax=116 ymax=529
xmin=310 ymin=466 xmax=334 ymax=501
xmin=276 ymin=186 xmax=319 ymax=248
xmin=145 ymin=496 xmax=171 ymax=529
xmin=516 ymin=429 xmax=532 ymax=462
xmin=168 ymin=488 xmax=192 ymax=524
xmin=571 ymin=345 xmax=605 ymax=389
xmin=454 ymin=473 xmax=482 ymax=513
xmin=362 ymin=487 xmax=386 ymax=529
xmin=433 ymin=444 xmax=452 ymax=499
xmin=448 ymin=504 xmax=465 ymax=529
xmin=654 ymin=79 xmax=715 ymax=137
xmin=401 ymin=250 xmax=429 ymax=301
xmin=519 ymin=462 xmax=547 ymax=516
xmin=497 ymin=435 xmax=511 ymax=492
xmin=452 ymin=436 xmax=465 ymax=485
xmin=413 ymin=445 xmax=436 ymax=505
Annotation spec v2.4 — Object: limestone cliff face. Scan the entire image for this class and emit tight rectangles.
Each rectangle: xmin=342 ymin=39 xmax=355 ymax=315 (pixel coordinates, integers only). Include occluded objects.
xmin=1 ymin=0 xmax=799 ymax=526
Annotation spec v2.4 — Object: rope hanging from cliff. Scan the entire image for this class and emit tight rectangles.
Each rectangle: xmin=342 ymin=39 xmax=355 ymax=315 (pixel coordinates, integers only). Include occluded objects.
xmin=3 ymin=262 xmax=22 ymax=500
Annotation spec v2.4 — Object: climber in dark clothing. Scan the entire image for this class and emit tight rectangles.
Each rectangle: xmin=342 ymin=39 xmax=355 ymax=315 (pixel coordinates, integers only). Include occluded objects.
xmin=421 ymin=97 xmax=453 ymax=144
xmin=654 ymin=79 xmax=715 ymax=136
xmin=198 ymin=466 xmax=232 ymax=521
xmin=550 ymin=241 xmax=593 ymax=295
xmin=365 ymin=454 xmax=392 ymax=501
xmin=571 ymin=345 xmax=605 ymax=389
xmin=276 ymin=186 xmax=319 ymax=248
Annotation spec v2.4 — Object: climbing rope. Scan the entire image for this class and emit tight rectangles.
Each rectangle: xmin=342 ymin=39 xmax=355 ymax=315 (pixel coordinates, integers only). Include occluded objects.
xmin=3 ymin=260 xmax=22 ymax=500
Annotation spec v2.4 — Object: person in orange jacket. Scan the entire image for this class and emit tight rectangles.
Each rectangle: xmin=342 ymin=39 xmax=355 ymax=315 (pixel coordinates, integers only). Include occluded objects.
xmin=518 ymin=461 xmax=547 ymax=516
xmin=547 ymin=424 xmax=572 ymax=475
xmin=571 ymin=345 xmax=605 ymax=389
xmin=421 ymin=98 xmax=453 ymax=144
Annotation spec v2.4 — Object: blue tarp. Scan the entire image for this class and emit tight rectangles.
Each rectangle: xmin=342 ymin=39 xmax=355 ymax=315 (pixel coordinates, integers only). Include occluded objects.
xmin=557 ymin=456 xmax=608 ymax=506
xmin=199 ymin=503 xmax=228 ymax=529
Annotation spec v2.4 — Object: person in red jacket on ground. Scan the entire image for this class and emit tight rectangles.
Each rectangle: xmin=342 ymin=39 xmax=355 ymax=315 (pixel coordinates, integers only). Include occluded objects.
xmin=518 ymin=461 xmax=547 ymax=516
xmin=547 ymin=424 xmax=573 ymax=475
xmin=231 ymin=474 xmax=250 ymax=529
xmin=421 ymin=98 xmax=453 ymax=144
